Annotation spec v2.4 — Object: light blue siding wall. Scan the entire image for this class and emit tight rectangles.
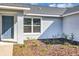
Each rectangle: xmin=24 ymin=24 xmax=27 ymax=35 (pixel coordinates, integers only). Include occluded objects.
xmin=39 ymin=17 xmax=63 ymax=39
xmin=63 ymin=14 xmax=79 ymax=41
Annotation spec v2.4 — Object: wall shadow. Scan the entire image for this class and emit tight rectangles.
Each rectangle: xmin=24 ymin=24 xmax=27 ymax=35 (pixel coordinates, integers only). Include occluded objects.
xmin=38 ymin=18 xmax=62 ymax=39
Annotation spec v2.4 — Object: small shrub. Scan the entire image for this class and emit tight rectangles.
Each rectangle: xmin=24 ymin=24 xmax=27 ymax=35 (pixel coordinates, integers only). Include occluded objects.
xmin=40 ymin=48 xmax=48 ymax=55
xmin=32 ymin=43 xmax=38 ymax=47
xmin=44 ymin=40 xmax=50 ymax=44
xmin=19 ymin=45 xmax=23 ymax=48
xmin=23 ymin=45 xmax=26 ymax=47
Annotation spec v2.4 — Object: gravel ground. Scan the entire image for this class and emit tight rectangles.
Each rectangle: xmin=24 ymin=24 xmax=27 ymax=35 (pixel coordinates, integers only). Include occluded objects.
xmin=13 ymin=40 xmax=79 ymax=56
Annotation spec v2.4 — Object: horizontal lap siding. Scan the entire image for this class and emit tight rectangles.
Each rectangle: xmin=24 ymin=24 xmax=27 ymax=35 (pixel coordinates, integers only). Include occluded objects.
xmin=63 ymin=14 xmax=79 ymax=41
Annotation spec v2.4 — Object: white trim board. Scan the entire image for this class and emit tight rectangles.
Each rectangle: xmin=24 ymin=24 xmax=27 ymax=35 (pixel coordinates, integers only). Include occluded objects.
xmin=25 ymin=13 xmax=61 ymax=17
xmin=63 ymin=11 xmax=79 ymax=17
xmin=0 ymin=5 xmax=30 ymax=10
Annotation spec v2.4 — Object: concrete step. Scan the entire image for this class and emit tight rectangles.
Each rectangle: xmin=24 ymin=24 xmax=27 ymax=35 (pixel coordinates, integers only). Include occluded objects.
xmin=0 ymin=42 xmax=13 ymax=56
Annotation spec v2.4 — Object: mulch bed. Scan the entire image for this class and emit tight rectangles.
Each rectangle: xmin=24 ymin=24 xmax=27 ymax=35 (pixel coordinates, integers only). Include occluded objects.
xmin=13 ymin=40 xmax=79 ymax=56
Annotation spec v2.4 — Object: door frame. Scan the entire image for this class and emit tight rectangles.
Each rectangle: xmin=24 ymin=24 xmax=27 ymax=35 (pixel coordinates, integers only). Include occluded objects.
xmin=1 ymin=14 xmax=17 ymax=42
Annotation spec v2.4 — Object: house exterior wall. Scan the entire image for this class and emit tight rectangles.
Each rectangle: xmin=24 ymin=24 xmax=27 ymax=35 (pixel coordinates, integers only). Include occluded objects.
xmin=0 ymin=9 xmax=24 ymax=44
xmin=24 ymin=16 xmax=62 ymax=40
xmin=17 ymin=14 xmax=24 ymax=44
xmin=0 ymin=15 xmax=2 ymax=40
xmin=63 ymin=13 xmax=79 ymax=41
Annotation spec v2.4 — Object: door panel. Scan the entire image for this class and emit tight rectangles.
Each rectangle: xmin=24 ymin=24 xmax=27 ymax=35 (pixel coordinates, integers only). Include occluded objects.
xmin=2 ymin=16 xmax=14 ymax=39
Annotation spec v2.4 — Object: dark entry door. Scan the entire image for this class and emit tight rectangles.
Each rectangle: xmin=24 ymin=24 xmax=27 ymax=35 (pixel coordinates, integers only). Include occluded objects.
xmin=2 ymin=16 xmax=14 ymax=39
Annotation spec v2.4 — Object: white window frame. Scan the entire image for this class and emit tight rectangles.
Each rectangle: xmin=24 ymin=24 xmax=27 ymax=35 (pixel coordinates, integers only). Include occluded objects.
xmin=0 ymin=13 xmax=17 ymax=42
xmin=24 ymin=16 xmax=42 ymax=34
xmin=24 ymin=18 xmax=32 ymax=33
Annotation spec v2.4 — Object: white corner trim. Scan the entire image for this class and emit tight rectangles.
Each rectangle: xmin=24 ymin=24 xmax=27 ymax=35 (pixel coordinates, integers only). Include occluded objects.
xmin=25 ymin=13 xmax=61 ymax=17
xmin=0 ymin=5 xmax=30 ymax=10
xmin=63 ymin=11 xmax=79 ymax=17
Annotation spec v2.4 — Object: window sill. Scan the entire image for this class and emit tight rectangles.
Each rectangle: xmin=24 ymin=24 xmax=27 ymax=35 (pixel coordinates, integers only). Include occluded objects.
xmin=24 ymin=33 xmax=41 ymax=35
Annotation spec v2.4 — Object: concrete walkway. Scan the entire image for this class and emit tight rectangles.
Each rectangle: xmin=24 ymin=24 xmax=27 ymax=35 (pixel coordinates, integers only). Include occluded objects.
xmin=0 ymin=42 xmax=13 ymax=56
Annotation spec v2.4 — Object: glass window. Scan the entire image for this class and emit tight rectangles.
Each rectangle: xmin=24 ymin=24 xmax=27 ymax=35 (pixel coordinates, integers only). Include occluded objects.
xmin=33 ymin=18 xmax=40 ymax=25
xmin=24 ymin=18 xmax=31 ymax=25
xmin=33 ymin=26 xmax=40 ymax=32
xmin=24 ymin=17 xmax=41 ymax=33
xmin=24 ymin=26 xmax=31 ymax=33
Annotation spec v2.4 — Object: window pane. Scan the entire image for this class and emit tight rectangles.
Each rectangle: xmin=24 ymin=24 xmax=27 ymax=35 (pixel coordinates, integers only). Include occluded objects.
xmin=24 ymin=18 xmax=31 ymax=25
xmin=33 ymin=18 xmax=40 ymax=25
xmin=33 ymin=26 xmax=40 ymax=32
xmin=24 ymin=26 xmax=31 ymax=33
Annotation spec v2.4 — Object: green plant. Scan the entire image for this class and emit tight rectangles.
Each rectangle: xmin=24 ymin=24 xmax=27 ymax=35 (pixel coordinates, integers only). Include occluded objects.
xmin=62 ymin=33 xmax=67 ymax=39
xmin=19 ymin=45 xmax=23 ymax=48
xmin=40 ymin=48 xmax=48 ymax=53
xmin=44 ymin=40 xmax=50 ymax=44
xmin=70 ymin=33 xmax=74 ymax=41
